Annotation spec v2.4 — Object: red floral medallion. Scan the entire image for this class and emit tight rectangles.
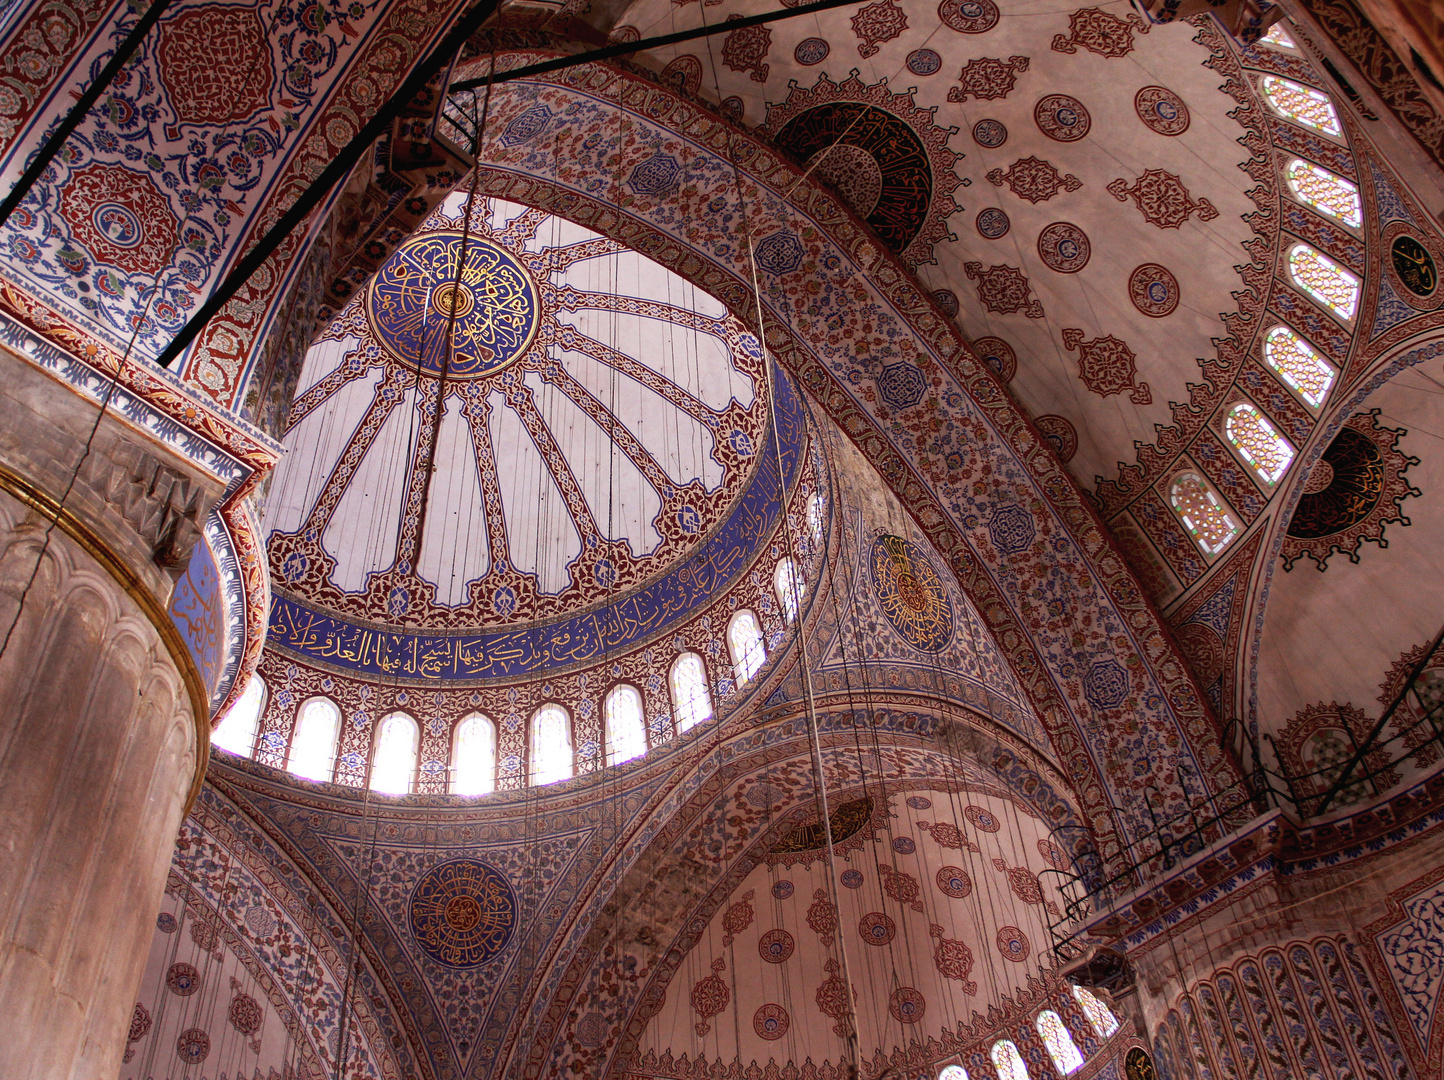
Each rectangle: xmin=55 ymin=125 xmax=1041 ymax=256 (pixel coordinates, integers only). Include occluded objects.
xmin=947 ymin=55 xmax=1030 ymax=102
xmin=1064 ymin=328 xmax=1151 ymax=404
xmin=1108 ymin=169 xmax=1218 ymax=229
xmin=59 ymin=163 xmax=180 ymax=278
xmin=964 ymin=263 xmax=1045 ymax=318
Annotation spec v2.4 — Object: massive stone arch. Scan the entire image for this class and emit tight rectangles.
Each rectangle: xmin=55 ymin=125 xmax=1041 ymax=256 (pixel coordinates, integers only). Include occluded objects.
xmin=450 ymin=56 xmax=1244 ymax=862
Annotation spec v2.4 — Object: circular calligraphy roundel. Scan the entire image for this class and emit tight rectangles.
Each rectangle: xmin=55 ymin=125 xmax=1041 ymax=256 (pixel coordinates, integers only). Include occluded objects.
xmin=409 ymin=858 xmax=518 ymax=967
xmin=870 ymin=535 xmax=953 ymax=651
xmin=369 ymin=232 xmax=540 ymax=379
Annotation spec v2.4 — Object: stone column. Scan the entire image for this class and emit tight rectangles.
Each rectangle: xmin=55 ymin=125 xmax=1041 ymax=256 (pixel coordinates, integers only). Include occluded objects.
xmin=0 ymin=347 xmax=219 ymax=1080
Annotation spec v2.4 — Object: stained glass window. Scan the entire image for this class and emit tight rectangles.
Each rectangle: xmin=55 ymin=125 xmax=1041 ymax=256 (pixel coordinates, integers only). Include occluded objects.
xmin=1072 ymin=986 xmax=1120 ymax=1039
xmin=605 ymin=684 xmax=647 ymax=764
xmin=991 ymin=1040 xmax=1031 ymax=1080
xmin=212 ymin=674 xmax=265 ymax=758
xmin=1286 ymin=159 xmax=1361 ymax=227
xmin=1264 ymin=326 xmax=1335 ymax=409
xmin=288 ymin=697 xmax=340 ymax=781
xmin=807 ymin=492 xmax=825 ymax=545
xmin=371 ymin=712 xmax=418 ymax=794
xmin=728 ymin=610 xmax=766 ymax=683
xmin=1226 ymin=402 xmax=1295 ymax=484
xmin=1259 ymin=23 xmax=1296 ymax=49
xmin=531 ymin=704 xmax=573 ymax=785
xmin=1168 ymin=473 xmax=1239 ymax=556
xmin=1036 ymin=1011 xmax=1085 ymax=1075
xmin=452 ymin=713 xmax=496 ymax=795
xmin=938 ymin=1067 xmax=968 ymax=1080
xmin=1289 ymin=244 xmax=1359 ymax=319
xmin=1262 ymin=76 xmax=1342 ymax=137
xmin=774 ymin=557 xmax=802 ymax=623
xmin=671 ymin=652 xmax=713 ymax=732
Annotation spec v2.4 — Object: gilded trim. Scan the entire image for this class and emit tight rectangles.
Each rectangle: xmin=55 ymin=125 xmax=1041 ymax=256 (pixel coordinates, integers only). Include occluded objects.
xmin=0 ymin=463 xmax=211 ymax=812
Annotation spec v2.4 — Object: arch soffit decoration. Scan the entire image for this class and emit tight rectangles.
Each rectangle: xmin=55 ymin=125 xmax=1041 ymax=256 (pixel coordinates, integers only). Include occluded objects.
xmin=204 ymin=705 xmax=1083 ymax=1080
xmin=526 ymin=707 xmax=1087 ymax=1080
xmin=173 ymin=783 xmax=406 ymax=1079
xmin=456 ymin=57 xmax=1239 ymax=853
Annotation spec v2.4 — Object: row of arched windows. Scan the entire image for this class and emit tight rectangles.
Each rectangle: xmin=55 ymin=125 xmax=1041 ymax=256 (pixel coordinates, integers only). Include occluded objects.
xmin=935 ymin=986 xmax=1119 ymax=1080
xmin=210 ymin=551 xmax=813 ymax=793
xmin=1165 ymin=47 xmax=1356 ymax=560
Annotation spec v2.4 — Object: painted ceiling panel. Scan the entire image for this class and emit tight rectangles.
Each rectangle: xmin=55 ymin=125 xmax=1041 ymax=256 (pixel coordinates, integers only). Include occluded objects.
xmin=487 ymin=381 xmax=585 ymax=594
xmin=262 ymin=364 xmax=386 ymax=537
xmin=263 ymin=193 xmax=781 ymax=632
xmin=609 ymin=0 xmax=1273 ymax=494
xmin=415 ymin=396 xmax=491 ymax=605
xmin=521 ymin=368 xmax=664 ymax=555
xmin=321 ymin=382 xmax=415 ymax=592
xmin=550 ymin=305 xmax=754 ymax=416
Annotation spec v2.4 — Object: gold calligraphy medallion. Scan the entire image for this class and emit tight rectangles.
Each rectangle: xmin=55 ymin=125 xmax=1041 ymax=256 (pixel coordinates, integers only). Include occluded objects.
xmin=409 ymin=859 xmax=517 ymax=967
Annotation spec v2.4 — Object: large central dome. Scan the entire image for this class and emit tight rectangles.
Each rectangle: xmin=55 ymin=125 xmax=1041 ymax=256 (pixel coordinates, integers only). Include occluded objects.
xmin=262 ymin=194 xmax=806 ymax=678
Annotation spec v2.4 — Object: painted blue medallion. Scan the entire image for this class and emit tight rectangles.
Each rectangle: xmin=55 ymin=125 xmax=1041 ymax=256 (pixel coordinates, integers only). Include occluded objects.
xmin=409 ymin=859 xmax=517 ymax=968
xmin=368 ymin=232 xmax=540 ymax=378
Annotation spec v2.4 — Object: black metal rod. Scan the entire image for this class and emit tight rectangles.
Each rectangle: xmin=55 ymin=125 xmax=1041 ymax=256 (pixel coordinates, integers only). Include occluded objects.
xmin=0 ymin=0 xmax=180 ymax=231
xmin=154 ymin=0 xmax=504 ymax=370
xmin=448 ymin=0 xmax=868 ymax=95
xmin=1314 ymin=620 xmax=1444 ymax=815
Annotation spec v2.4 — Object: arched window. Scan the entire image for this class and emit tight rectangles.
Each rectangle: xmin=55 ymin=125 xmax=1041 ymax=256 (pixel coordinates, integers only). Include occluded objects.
xmin=288 ymin=697 xmax=340 ymax=782
xmin=452 ymin=713 xmax=496 ymax=795
xmin=1168 ymin=473 xmax=1239 ymax=557
xmin=1036 ymin=1011 xmax=1085 ymax=1074
xmin=1264 ymin=326 xmax=1335 ymax=409
xmin=727 ymin=609 xmax=766 ymax=683
xmin=605 ymin=684 xmax=647 ymax=764
xmin=371 ymin=712 xmax=418 ymax=794
xmin=990 ymin=1040 xmax=1031 ymax=1080
xmin=1072 ymin=986 xmax=1120 ymax=1039
xmin=531 ymin=704 xmax=573 ymax=785
xmin=212 ymin=674 xmax=265 ymax=758
xmin=938 ymin=1067 xmax=969 ymax=1080
xmin=774 ymin=557 xmax=802 ymax=623
xmin=807 ymin=492 xmax=825 ymax=545
xmin=1289 ymin=244 xmax=1359 ymax=320
xmin=1286 ymin=159 xmax=1361 ymax=227
xmin=1259 ymin=23 xmax=1296 ymax=49
xmin=1262 ymin=76 xmax=1342 ymax=136
xmin=1225 ymin=402 xmax=1295 ymax=484
xmin=670 ymin=652 xmax=713 ymax=732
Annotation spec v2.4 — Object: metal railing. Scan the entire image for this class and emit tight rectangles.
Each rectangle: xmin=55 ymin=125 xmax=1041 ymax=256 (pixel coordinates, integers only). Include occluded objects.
xmin=1045 ymin=622 xmax=1444 ymax=964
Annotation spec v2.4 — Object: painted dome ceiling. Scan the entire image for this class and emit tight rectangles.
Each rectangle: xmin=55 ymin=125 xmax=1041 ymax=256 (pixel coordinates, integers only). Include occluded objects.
xmin=263 ymin=193 xmax=807 ymax=669
xmin=597 ymin=0 xmax=1285 ymax=509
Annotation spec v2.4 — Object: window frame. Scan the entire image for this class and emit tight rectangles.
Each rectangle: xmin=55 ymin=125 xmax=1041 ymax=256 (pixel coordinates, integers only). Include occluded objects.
xmin=1288 ymin=242 xmax=1360 ymax=321
xmin=773 ymin=557 xmax=802 ymax=624
xmin=1262 ymin=323 xmax=1336 ymax=413
xmin=1167 ymin=470 xmax=1241 ymax=559
xmin=529 ymin=701 xmax=576 ymax=785
xmin=603 ymin=682 xmax=648 ymax=765
xmin=726 ymin=608 xmax=767 ymax=685
xmin=1284 ymin=157 xmax=1362 ymax=230
xmin=370 ymin=710 xmax=420 ymax=795
xmin=286 ymin=695 xmax=342 ymax=782
xmin=1261 ymin=75 xmax=1343 ymax=139
xmin=211 ymin=673 xmax=267 ymax=759
xmin=451 ymin=711 xmax=498 ymax=796
xmin=1222 ymin=399 xmax=1296 ymax=486
xmin=669 ymin=651 xmax=715 ymax=733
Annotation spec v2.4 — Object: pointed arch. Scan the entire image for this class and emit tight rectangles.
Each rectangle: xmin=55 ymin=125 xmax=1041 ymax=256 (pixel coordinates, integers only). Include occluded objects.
xmin=531 ymin=704 xmax=574 ymax=784
xmin=604 ymin=684 xmax=647 ymax=764
xmin=670 ymin=652 xmax=713 ymax=732
xmin=288 ymin=697 xmax=340 ymax=782
xmin=727 ymin=609 xmax=766 ymax=683
xmin=452 ymin=713 xmax=497 ymax=795
xmin=212 ymin=673 xmax=266 ymax=758
xmin=371 ymin=712 xmax=419 ymax=794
